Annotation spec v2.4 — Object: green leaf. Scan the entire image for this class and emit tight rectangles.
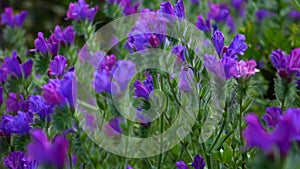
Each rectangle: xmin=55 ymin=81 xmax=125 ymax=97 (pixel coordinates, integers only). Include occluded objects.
xmin=50 ymin=106 xmax=74 ymax=133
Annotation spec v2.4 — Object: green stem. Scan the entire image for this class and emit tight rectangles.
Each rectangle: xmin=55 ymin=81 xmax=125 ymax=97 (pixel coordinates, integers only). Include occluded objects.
xmin=157 ymin=112 xmax=164 ymax=169
xmin=239 ymin=87 xmax=247 ymax=169
xmin=208 ymin=102 xmax=228 ymax=153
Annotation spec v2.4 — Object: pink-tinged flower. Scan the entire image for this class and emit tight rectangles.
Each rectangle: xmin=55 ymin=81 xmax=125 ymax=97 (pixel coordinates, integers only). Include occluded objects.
xmin=27 ymin=129 xmax=69 ymax=168
xmin=236 ymin=60 xmax=259 ymax=78
xmin=49 ymin=55 xmax=67 ymax=76
xmin=1 ymin=7 xmax=27 ymax=27
xmin=43 ymin=69 xmax=77 ymax=107
xmin=66 ymin=0 xmax=98 ymax=21
xmin=104 ymin=117 xmax=123 ymax=137
xmin=3 ymin=151 xmax=39 ymax=169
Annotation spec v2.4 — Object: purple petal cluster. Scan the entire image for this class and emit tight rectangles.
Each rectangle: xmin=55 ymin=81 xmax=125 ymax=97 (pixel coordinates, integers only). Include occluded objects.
xmin=34 ymin=26 xmax=75 ymax=56
xmin=106 ymin=0 xmax=139 ymax=15
xmin=134 ymin=73 xmax=154 ymax=100
xmin=48 ymin=55 xmax=67 ymax=77
xmin=243 ymin=108 xmax=300 ymax=156
xmin=43 ymin=69 xmax=77 ymax=107
xmin=231 ymin=0 xmax=246 ymax=17
xmin=0 ymin=7 xmax=27 ymax=27
xmin=94 ymin=54 xmax=136 ymax=94
xmin=66 ymin=0 xmax=98 ymax=21
xmin=172 ymin=45 xmax=186 ymax=62
xmin=3 ymin=151 xmax=38 ymax=169
xmin=28 ymin=95 xmax=54 ymax=120
xmin=205 ymin=30 xmax=258 ymax=80
xmin=176 ymin=154 xmax=205 ymax=169
xmin=27 ymin=129 xmax=69 ymax=168
xmin=179 ymin=67 xmax=194 ymax=92
xmin=53 ymin=26 xmax=76 ymax=45
xmin=104 ymin=117 xmax=123 ymax=137
xmin=195 ymin=15 xmax=211 ymax=33
xmin=0 ymin=111 xmax=33 ymax=135
xmin=270 ymin=48 xmax=300 ymax=79
xmin=5 ymin=93 xmax=29 ymax=113
xmin=159 ymin=0 xmax=185 ymax=19
xmin=208 ymin=3 xmax=235 ymax=33
xmin=2 ymin=51 xmax=33 ymax=79
xmin=126 ymin=9 xmax=166 ymax=52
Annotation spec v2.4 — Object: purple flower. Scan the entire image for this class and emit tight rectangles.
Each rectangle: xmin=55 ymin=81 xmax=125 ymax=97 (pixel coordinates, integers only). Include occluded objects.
xmin=224 ymin=34 xmax=248 ymax=59
xmin=159 ymin=0 xmax=185 ymax=19
xmin=203 ymin=54 xmax=225 ymax=79
xmin=33 ymin=32 xmax=59 ymax=56
xmin=221 ymin=57 xmax=238 ymax=79
xmin=263 ymin=107 xmax=282 ymax=129
xmin=43 ymin=79 xmax=65 ymax=105
xmin=43 ymin=69 xmax=77 ymax=107
xmin=94 ymin=69 xmax=113 ymax=93
xmin=104 ymin=117 xmax=123 ymax=137
xmin=191 ymin=154 xmax=205 ymax=169
xmin=270 ymin=49 xmax=286 ymax=70
xmin=59 ymin=70 xmax=77 ymax=107
xmin=212 ymin=30 xmax=224 ymax=56
xmin=271 ymin=48 xmax=300 ymax=78
xmin=127 ymin=165 xmax=133 ymax=169
xmin=1 ymin=7 xmax=27 ymax=27
xmin=190 ymin=0 xmax=199 ymax=4
xmin=207 ymin=3 xmax=230 ymax=22
xmin=243 ymin=108 xmax=300 ymax=156
xmin=289 ymin=9 xmax=300 ymax=19
xmin=29 ymin=95 xmax=54 ymax=120
xmin=286 ymin=48 xmax=300 ymax=74
xmin=134 ymin=73 xmax=154 ymax=100
xmin=107 ymin=0 xmax=139 ymax=15
xmin=195 ymin=15 xmax=211 ymax=33
xmin=66 ymin=0 xmax=98 ymax=21
xmin=243 ymin=113 xmax=273 ymax=153
xmin=231 ymin=0 xmax=246 ymax=17
xmin=3 ymin=151 xmax=38 ymax=169
xmin=2 ymin=51 xmax=33 ymax=79
xmin=0 ymin=87 xmax=2 ymax=107
xmin=49 ymin=55 xmax=67 ymax=76
xmin=172 ymin=45 xmax=186 ymax=61
xmin=112 ymin=60 xmax=136 ymax=93
xmin=53 ymin=26 xmax=76 ymax=45
xmin=5 ymin=93 xmax=29 ymax=113
xmin=256 ymin=9 xmax=270 ymax=21
xmin=0 ymin=111 xmax=33 ymax=135
xmin=176 ymin=161 xmax=189 ymax=169
xmin=27 ymin=129 xmax=69 ymax=168
xmin=236 ymin=60 xmax=259 ymax=79
xmin=0 ymin=68 xmax=7 ymax=83
xmin=126 ymin=10 xmax=166 ymax=52
xmin=179 ymin=66 xmax=194 ymax=92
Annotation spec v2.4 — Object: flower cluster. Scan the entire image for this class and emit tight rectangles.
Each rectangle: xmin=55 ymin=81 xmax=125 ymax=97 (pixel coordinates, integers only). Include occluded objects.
xmin=1 ymin=7 xmax=27 ymax=27
xmin=204 ymin=30 xmax=259 ymax=80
